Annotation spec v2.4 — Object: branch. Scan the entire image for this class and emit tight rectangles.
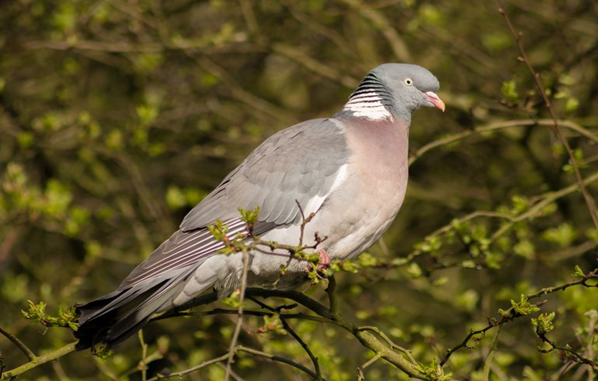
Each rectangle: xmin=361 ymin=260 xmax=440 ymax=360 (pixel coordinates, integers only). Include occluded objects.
xmin=270 ymin=44 xmax=359 ymax=88
xmin=279 ymin=320 xmax=322 ymax=381
xmin=150 ymin=345 xmax=325 ymax=381
xmin=0 ymin=325 xmax=36 ymax=361
xmin=490 ymin=171 xmax=598 ymax=242
xmin=1 ymin=342 xmax=77 ymax=379
xmin=357 ymin=353 xmax=383 ymax=381
xmin=536 ymin=331 xmax=598 ymax=370
xmin=369 ymin=171 xmax=598 ymax=271
xmin=188 ymin=55 xmax=296 ymax=125
xmin=248 ymin=297 xmax=323 ymax=380
xmin=224 ymin=247 xmax=250 ymax=380
xmin=148 ymin=353 xmax=231 ymax=380
xmin=498 ymin=1 xmax=598 ymax=230
xmin=409 ymin=119 xmax=598 ymax=166
xmin=441 ymin=268 xmax=598 ymax=366
xmin=338 ymin=0 xmax=412 ymax=62
xmin=24 ymin=39 xmax=265 ymax=55
xmin=526 ymin=268 xmax=598 ymax=301
xmin=176 ymin=288 xmax=429 ymax=379
xmin=236 ymin=345 xmax=323 ymax=379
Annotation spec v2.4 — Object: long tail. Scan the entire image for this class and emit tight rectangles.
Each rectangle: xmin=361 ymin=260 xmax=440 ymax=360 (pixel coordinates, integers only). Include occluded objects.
xmin=74 ymin=271 xmax=190 ymax=350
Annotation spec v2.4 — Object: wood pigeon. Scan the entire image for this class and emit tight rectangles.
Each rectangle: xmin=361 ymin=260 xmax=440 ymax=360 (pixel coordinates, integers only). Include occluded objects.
xmin=75 ymin=63 xmax=445 ymax=349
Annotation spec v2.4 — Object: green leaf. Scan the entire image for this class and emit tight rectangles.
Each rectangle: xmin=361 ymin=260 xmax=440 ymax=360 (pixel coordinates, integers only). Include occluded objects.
xmin=357 ymin=252 xmax=378 ymax=267
xmin=573 ymin=265 xmax=585 ymax=278
xmin=542 ymin=223 xmax=577 ymax=248
xmin=531 ymin=312 xmax=555 ymax=335
xmin=565 ymin=97 xmax=579 ymax=113
xmin=514 ymin=240 xmax=535 ymax=259
xmin=222 ymin=289 xmax=241 ymax=308
xmin=166 ymin=185 xmax=187 ymax=210
xmin=259 ymin=314 xmax=286 ymax=335
xmin=406 ymin=262 xmax=423 ymax=278
xmin=501 ymin=80 xmax=519 ymax=103
xmin=22 ymin=300 xmax=79 ymax=331
xmin=414 ymin=358 xmax=453 ymax=381
xmin=238 ymin=206 xmax=260 ymax=224
xmin=511 ymin=294 xmax=540 ymax=316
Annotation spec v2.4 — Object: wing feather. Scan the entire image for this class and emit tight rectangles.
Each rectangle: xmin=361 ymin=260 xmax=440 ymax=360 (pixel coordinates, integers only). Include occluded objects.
xmin=118 ymin=118 xmax=350 ymax=289
xmin=180 ymin=118 xmax=350 ymax=230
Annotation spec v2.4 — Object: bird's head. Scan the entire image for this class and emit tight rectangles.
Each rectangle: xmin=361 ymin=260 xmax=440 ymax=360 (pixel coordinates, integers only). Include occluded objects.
xmin=372 ymin=63 xmax=445 ymax=113
xmin=345 ymin=63 xmax=445 ymax=122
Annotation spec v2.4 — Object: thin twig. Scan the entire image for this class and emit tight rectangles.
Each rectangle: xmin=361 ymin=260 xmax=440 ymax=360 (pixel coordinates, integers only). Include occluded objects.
xmin=148 ymin=353 xmax=231 ymax=380
xmin=536 ymin=330 xmax=598 ymax=370
xmin=409 ymin=119 xmax=598 ymax=166
xmin=224 ymin=247 xmax=250 ymax=381
xmin=357 ymin=353 xmax=383 ymax=381
xmin=249 ymin=297 xmax=323 ymax=380
xmin=279 ymin=320 xmax=323 ymax=381
xmin=175 ymin=288 xmax=427 ymax=379
xmin=373 ymin=171 xmax=598 ymax=271
xmin=584 ymin=312 xmax=597 ymax=380
xmin=217 ymin=362 xmax=245 ymax=381
xmin=138 ymin=330 xmax=148 ymax=381
xmin=0 ymin=325 xmax=36 ymax=361
xmin=1 ymin=342 xmax=77 ymax=379
xmin=236 ymin=345 xmax=324 ymax=380
xmin=441 ymin=268 xmax=598 ymax=366
xmin=497 ymin=1 xmax=598 ymax=230
xmin=482 ymin=326 xmax=502 ymax=381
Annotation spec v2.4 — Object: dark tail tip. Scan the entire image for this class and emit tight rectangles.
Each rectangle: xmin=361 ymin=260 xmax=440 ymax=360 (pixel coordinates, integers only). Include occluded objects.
xmin=74 ymin=291 xmax=123 ymax=350
xmin=74 ymin=279 xmax=176 ymax=350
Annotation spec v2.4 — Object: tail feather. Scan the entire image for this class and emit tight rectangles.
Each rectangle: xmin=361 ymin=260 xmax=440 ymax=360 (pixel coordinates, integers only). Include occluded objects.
xmin=75 ymin=270 xmax=191 ymax=350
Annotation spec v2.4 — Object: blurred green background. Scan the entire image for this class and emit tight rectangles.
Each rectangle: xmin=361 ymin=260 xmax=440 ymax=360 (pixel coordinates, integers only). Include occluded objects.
xmin=1 ymin=0 xmax=597 ymax=380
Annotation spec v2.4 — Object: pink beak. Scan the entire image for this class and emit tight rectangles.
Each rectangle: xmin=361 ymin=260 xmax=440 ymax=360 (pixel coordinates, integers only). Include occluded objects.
xmin=424 ymin=91 xmax=446 ymax=112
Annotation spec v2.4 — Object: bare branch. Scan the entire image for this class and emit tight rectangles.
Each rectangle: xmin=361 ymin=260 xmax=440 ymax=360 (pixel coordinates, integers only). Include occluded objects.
xmin=148 ymin=353 xmax=231 ymax=380
xmin=409 ymin=119 xmax=598 ymax=166
xmin=0 ymin=325 xmax=36 ymax=361
xmin=1 ymin=342 xmax=77 ymax=379
xmin=498 ymin=0 xmax=598 ymax=230
xmin=249 ymin=297 xmax=323 ymax=380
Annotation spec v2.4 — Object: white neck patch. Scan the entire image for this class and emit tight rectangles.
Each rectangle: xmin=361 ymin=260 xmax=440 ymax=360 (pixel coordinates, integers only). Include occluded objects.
xmin=342 ymin=93 xmax=393 ymax=121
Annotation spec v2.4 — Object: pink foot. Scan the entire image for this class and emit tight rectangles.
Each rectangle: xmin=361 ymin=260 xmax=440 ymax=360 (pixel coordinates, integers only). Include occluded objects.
xmin=317 ymin=248 xmax=330 ymax=270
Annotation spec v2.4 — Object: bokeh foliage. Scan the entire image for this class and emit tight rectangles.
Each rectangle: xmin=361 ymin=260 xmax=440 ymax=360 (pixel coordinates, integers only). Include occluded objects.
xmin=1 ymin=0 xmax=598 ymax=380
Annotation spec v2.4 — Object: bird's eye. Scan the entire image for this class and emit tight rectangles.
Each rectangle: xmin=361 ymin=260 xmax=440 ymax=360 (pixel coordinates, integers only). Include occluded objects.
xmin=404 ymin=78 xmax=413 ymax=86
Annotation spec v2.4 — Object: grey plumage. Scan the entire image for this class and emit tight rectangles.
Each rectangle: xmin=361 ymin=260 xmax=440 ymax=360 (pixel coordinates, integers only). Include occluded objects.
xmin=180 ymin=119 xmax=350 ymax=229
xmin=75 ymin=63 xmax=444 ymax=349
